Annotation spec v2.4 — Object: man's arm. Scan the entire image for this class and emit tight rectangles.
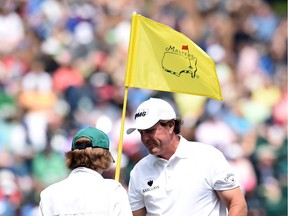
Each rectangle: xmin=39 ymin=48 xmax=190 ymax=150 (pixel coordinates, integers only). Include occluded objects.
xmin=217 ymin=187 xmax=248 ymax=216
xmin=132 ymin=207 xmax=147 ymax=216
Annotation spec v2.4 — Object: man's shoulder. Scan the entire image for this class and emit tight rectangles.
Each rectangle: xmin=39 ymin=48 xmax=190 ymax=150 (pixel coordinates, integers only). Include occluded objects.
xmin=180 ymin=137 xmax=224 ymax=157
xmin=130 ymin=154 xmax=155 ymax=174
xmin=135 ymin=154 xmax=155 ymax=165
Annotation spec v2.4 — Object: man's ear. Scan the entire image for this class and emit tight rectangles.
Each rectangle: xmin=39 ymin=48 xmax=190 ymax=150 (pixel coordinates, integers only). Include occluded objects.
xmin=168 ymin=120 xmax=175 ymax=131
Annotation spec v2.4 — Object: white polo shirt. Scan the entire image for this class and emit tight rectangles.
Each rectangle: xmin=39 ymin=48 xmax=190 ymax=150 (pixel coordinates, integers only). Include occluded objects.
xmin=128 ymin=136 xmax=239 ymax=216
xmin=39 ymin=167 xmax=132 ymax=216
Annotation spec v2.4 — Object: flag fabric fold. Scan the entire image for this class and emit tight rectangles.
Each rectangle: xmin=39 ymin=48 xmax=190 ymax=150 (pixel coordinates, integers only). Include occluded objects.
xmin=124 ymin=13 xmax=222 ymax=101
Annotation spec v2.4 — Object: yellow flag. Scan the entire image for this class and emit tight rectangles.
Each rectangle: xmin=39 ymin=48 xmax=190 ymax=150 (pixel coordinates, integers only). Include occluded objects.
xmin=125 ymin=14 xmax=222 ymax=101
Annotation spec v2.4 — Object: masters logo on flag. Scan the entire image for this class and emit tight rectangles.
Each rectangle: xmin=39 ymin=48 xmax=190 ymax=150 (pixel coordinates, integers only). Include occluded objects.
xmin=162 ymin=45 xmax=197 ymax=79
xmin=124 ymin=13 xmax=222 ymax=101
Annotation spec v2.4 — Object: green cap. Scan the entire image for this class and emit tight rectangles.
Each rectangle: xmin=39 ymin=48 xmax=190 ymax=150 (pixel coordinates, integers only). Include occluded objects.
xmin=71 ymin=127 xmax=110 ymax=150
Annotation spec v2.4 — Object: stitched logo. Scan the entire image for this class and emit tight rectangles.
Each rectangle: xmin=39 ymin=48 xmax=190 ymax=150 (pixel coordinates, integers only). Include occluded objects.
xmin=224 ymin=174 xmax=235 ymax=183
xmin=134 ymin=109 xmax=148 ymax=119
xmin=142 ymin=180 xmax=160 ymax=193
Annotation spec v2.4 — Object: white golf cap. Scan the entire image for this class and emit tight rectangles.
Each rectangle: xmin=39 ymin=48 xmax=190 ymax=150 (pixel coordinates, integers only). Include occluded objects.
xmin=126 ymin=98 xmax=176 ymax=134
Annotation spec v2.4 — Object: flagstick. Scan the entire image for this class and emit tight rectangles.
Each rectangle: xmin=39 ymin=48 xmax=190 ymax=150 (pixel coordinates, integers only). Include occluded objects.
xmin=114 ymin=12 xmax=137 ymax=181
xmin=114 ymin=86 xmax=129 ymax=181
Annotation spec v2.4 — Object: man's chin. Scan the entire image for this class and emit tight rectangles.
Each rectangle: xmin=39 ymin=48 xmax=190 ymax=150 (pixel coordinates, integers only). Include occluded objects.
xmin=149 ymin=148 xmax=160 ymax=156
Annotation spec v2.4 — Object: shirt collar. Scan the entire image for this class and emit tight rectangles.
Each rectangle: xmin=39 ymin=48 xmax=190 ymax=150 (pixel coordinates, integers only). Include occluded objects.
xmin=151 ymin=135 xmax=189 ymax=165
xmin=172 ymin=135 xmax=189 ymax=159
xmin=69 ymin=167 xmax=103 ymax=179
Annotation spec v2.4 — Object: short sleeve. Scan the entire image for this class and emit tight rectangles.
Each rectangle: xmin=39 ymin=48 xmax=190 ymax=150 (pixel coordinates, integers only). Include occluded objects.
xmin=209 ymin=148 xmax=240 ymax=191
xmin=128 ymin=168 xmax=145 ymax=211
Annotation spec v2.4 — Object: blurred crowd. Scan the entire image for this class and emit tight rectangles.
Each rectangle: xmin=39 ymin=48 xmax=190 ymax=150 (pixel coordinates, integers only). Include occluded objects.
xmin=0 ymin=0 xmax=286 ymax=215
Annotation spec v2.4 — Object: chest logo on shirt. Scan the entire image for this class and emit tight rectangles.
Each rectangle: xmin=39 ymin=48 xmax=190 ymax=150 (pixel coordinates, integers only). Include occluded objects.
xmin=142 ymin=179 xmax=160 ymax=193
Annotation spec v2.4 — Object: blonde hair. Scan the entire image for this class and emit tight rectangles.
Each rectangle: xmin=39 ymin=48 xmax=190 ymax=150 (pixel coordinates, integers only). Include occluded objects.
xmin=65 ymin=137 xmax=114 ymax=172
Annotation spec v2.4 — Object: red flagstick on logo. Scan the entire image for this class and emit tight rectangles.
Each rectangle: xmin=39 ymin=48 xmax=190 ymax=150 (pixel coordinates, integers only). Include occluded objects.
xmin=182 ymin=45 xmax=192 ymax=68
xmin=182 ymin=45 xmax=188 ymax=50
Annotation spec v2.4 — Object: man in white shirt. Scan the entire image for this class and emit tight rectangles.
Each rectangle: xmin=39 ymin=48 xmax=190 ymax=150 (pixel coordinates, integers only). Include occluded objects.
xmin=39 ymin=127 xmax=132 ymax=216
xmin=126 ymin=98 xmax=248 ymax=216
